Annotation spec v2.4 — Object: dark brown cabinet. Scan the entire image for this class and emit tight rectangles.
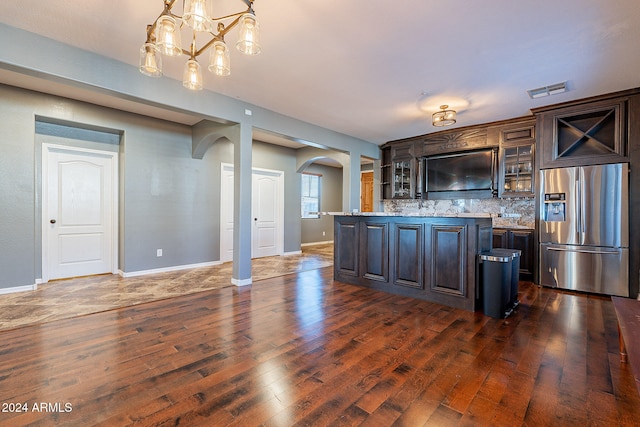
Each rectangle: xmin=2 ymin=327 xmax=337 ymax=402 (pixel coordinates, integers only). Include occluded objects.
xmin=361 ymin=220 xmax=389 ymax=283
xmin=334 ymin=218 xmax=359 ymax=278
xmin=428 ymin=225 xmax=467 ymax=298
xmin=393 ymin=222 xmax=423 ymax=288
xmin=380 ymin=146 xmax=392 ymax=200
xmin=391 ymin=159 xmax=415 ymax=199
xmin=536 ymin=97 xmax=628 ymax=168
xmin=334 ymin=215 xmax=492 ymax=311
xmin=492 ymin=228 xmax=509 ymax=248
xmin=380 ymin=117 xmax=541 ymax=200
xmin=500 ymin=144 xmax=534 ymax=196
xmin=498 ymin=121 xmax=535 ymax=198
xmin=380 ymin=144 xmax=418 ymax=199
xmin=492 ymin=228 xmax=534 ymax=281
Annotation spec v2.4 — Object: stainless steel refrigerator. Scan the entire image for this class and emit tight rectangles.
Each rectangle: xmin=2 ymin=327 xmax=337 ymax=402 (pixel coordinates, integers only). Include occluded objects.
xmin=538 ymin=163 xmax=629 ymax=297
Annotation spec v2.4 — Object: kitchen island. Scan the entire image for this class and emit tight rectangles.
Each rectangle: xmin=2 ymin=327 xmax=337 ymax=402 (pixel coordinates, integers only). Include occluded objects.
xmin=333 ymin=214 xmax=492 ymax=311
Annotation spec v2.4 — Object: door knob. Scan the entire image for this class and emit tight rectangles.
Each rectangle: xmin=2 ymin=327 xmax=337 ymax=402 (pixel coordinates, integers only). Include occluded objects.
xmin=50 ymin=219 xmax=56 ymax=224
xmin=254 ymin=218 xmax=258 ymax=221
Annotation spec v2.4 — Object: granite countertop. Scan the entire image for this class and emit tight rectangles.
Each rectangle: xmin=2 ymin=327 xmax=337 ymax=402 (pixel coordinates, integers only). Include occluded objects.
xmin=322 ymin=212 xmax=493 ymax=218
xmin=322 ymin=212 xmax=535 ymax=229
xmin=492 ymin=222 xmax=534 ymax=229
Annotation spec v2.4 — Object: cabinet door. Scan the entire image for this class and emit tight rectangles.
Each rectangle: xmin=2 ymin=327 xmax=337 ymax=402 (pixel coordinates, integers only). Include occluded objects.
xmin=334 ymin=219 xmax=359 ymax=278
xmin=509 ymin=229 xmax=534 ymax=280
xmin=392 ymin=159 xmax=414 ymax=199
xmin=498 ymin=122 xmax=535 ymax=198
xmin=392 ymin=222 xmax=423 ymax=288
xmin=492 ymin=228 xmax=509 ymax=248
xmin=361 ymin=221 xmax=389 ymax=283
xmin=428 ymin=225 xmax=466 ymax=297
xmin=499 ymin=143 xmax=534 ymax=197
xmin=391 ymin=141 xmax=414 ymax=159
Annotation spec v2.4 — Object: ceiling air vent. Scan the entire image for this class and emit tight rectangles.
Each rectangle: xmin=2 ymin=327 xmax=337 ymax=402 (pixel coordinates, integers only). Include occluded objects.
xmin=527 ymin=81 xmax=568 ymax=99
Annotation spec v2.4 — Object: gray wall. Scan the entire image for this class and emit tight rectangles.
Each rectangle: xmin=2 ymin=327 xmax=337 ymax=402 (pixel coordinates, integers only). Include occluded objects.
xmin=120 ymin=117 xmax=220 ymax=272
xmin=301 ymin=164 xmax=343 ymax=244
xmin=0 ymin=84 xmax=308 ymax=290
xmin=0 ymin=86 xmax=37 ymax=288
xmin=0 ymin=84 xmax=221 ymax=286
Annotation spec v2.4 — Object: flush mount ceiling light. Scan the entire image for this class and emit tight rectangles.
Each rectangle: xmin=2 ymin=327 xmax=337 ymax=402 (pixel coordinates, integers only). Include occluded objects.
xmin=139 ymin=0 xmax=261 ymax=90
xmin=527 ymin=81 xmax=567 ymax=99
xmin=432 ymin=105 xmax=457 ymax=127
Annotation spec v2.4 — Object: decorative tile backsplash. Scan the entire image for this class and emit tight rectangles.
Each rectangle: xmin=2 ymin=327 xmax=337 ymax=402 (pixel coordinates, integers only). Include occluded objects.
xmin=384 ymin=198 xmax=535 ymax=229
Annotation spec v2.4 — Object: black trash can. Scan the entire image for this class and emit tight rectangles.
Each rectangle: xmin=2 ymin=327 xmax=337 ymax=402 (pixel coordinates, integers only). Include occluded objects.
xmin=478 ymin=250 xmax=515 ymax=318
xmin=490 ymin=248 xmax=521 ymax=310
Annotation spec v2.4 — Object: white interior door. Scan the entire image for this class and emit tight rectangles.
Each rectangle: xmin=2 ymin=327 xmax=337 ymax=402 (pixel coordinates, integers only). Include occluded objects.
xmin=219 ymin=164 xmax=283 ymax=261
xmin=252 ymin=171 xmax=280 ymax=258
xmin=43 ymin=144 xmax=117 ymax=281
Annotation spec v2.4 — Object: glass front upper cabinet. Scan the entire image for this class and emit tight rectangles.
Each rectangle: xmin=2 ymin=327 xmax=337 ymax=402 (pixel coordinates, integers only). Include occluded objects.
xmin=500 ymin=144 xmax=534 ymax=197
xmin=392 ymin=160 xmax=412 ymax=198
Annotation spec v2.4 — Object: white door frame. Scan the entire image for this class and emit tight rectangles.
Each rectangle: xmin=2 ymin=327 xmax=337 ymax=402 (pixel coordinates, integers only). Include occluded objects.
xmin=42 ymin=143 xmax=119 ymax=283
xmin=220 ymin=163 xmax=284 ymax=261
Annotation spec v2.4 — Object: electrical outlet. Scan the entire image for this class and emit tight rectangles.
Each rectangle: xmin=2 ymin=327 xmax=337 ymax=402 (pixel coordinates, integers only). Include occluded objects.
xmin=322 ymin=231 xmax=326 ymax=236
xmin=156 ymin=249 xmax=162 ymax=257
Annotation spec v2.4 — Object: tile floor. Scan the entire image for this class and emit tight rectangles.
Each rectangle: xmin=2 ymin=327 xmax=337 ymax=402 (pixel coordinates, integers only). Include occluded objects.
xmin=0 ymin=244 xmax=333 ymax=332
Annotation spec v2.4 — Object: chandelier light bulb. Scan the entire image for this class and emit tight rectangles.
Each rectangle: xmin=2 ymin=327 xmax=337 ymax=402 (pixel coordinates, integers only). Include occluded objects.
xmin=139 ymin=43 xmax=162 ymax=77
xmin=156 ymin=15 xmax=182 ymax=57
xmin=183 ymin=59 xmax=203 ymax=90
xmin=183 ymin=0 xmax=213 ymax=32
xmin=208 ymin=40 xmax=231 ymax=76
xmin=236 ymin=13 xmax=261 ymax=55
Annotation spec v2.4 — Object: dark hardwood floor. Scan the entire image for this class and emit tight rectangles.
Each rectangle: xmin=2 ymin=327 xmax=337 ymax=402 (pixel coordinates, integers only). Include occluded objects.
xmin=0 ymin=267 xmax=638 ymax=426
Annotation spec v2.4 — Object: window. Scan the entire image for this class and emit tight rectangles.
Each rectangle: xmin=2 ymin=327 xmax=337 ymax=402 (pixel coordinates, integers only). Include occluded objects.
xmin=301 ymin=173 xmax=320 ymax=218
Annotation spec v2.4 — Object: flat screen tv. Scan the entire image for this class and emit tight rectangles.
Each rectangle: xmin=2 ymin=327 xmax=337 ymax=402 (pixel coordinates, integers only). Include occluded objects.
xmin=423 ymin=149 xmax=497 ymax=199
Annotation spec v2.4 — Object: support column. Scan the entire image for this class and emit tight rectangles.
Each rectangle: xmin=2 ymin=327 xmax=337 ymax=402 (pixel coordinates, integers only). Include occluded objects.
xmin=232 ymin=122 xmax=252 ymax=286
xmin=342 ymin=151 xmax=362 ymax=212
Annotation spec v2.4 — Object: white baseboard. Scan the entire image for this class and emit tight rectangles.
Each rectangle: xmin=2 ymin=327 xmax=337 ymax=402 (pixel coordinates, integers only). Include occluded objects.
xmin=119 ymin=260 xmax=223 ymax=278
xmin=231 ymin=277 xmax=252 ymax=286
xmin=301 ymin=240 xmax=334 ymax=247
xmin=0 ymin=284 xmax=38 ymax=295
xmin=283 ymin=250 xmax=302 ymax=256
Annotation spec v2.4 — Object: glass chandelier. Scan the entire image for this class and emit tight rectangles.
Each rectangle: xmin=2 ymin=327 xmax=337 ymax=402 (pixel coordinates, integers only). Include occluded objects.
xmin=432 ymin=105 xmax=457 ymax=127
xmin=139 ymin=0 xmax=261 ymax=90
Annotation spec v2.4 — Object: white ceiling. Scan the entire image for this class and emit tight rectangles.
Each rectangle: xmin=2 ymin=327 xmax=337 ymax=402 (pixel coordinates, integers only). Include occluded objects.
xmin=1 ymin=0 xmax=640 ymax=147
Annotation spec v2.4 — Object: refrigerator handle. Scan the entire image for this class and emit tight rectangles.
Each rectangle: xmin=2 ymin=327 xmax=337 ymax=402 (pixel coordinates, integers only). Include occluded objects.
xmin=547 ymin=247 xmax=621 ymax=255
xmin=580 ymin=181 xmax=586 ymax=234
xmin=575 ymin=179 xmax=581 ymax=236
